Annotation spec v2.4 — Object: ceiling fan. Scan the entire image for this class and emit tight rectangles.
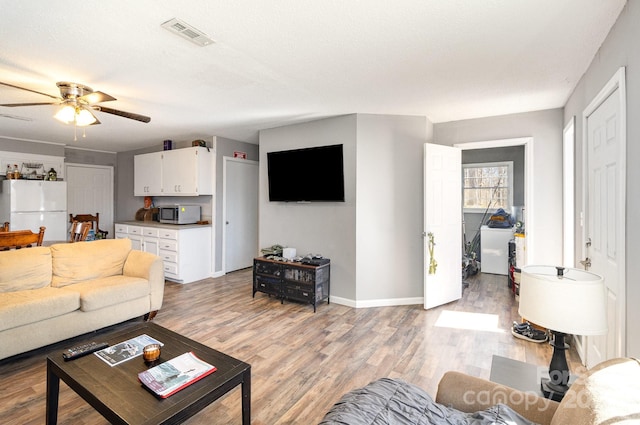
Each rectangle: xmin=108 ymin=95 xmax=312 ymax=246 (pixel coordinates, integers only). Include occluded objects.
xmin=0 ymin=81 xmax=151 ymax=126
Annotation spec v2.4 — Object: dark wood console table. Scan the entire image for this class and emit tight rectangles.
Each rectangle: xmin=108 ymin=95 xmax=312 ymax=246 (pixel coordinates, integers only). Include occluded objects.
xmin=253 ymin=257 xmax=330 ymax=312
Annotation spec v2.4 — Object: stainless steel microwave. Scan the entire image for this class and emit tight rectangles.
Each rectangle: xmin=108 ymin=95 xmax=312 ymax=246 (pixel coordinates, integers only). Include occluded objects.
xmin=157 ymin=205 xmax=200 ymax=224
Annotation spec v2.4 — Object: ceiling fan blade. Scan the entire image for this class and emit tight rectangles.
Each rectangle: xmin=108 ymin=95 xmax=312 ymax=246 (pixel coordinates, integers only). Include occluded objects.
xmin=0 ymin=81 xmax=61 ymax=101
xmin=79 ymin=91 xmax=116 ymax=104
xmin=0 ymin=102 xmax=59 ymax=107
xmin=94 ymin=106 xmax=151 ymax=123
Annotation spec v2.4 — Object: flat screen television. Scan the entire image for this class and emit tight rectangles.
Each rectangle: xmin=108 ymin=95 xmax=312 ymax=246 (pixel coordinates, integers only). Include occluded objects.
xmin=267 ymin=144 xmax=345 ymax=202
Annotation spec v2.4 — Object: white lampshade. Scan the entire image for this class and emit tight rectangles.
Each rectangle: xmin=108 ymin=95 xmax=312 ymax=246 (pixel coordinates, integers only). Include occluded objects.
xmin=54 ymin=105 xmax=76 ymax=123
xmin=518 ymin=265 xmax=607 ymax=335
xmin=75 ymin=108 xmax=97 ymax=126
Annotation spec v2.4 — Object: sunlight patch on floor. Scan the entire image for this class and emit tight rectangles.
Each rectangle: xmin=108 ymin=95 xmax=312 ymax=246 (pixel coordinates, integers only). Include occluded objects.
xmin=434 ymin=310 xmax=505 ymax=333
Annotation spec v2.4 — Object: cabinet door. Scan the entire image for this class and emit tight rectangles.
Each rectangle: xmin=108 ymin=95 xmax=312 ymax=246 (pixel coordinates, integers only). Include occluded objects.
xmin=134 ymin=152 xmax=163 ymax=196
xmin=128 ymin=234 xmax=143 ymax=251
xmin=142 ymin=237 xmax=159 ymax=255
xmin=162 ymin=148 xmax=197 ymax=195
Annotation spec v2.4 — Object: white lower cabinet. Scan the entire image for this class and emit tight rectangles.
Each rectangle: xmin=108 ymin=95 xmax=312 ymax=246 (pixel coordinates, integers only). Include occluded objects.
xmin=116 ymin=222 xmax=211 ymax=283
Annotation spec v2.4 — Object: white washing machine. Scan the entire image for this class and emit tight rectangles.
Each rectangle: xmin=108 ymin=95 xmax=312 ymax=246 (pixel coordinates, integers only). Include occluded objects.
xmin=480 ymin=225 xmax=515 ymax=275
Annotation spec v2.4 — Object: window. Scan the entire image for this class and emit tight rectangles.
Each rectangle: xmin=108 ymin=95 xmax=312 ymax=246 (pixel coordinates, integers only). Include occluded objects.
xmin=463 ymin=161 xmax=513 ymax=212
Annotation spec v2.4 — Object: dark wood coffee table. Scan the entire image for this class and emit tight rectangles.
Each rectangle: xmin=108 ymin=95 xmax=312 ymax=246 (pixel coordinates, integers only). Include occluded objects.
xmin=46 ymin=322 xmax=251 ymax=425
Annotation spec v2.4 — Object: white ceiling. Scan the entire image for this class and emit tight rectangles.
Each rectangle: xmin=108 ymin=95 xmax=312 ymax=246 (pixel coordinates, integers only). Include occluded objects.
xmin=0 ymin=0 xmax=627 ymax=153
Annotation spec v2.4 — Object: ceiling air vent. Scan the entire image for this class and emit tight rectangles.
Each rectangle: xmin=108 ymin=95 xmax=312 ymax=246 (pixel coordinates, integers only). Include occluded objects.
xmin=161 ymin=18 xmax=214 ymax=47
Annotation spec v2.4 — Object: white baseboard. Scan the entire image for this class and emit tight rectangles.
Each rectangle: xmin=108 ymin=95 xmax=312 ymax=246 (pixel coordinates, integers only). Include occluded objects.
xmin=211 ymin=271 xmax=225 ymax=278
xmin=330 ymin=296 xmax=423 ymax=308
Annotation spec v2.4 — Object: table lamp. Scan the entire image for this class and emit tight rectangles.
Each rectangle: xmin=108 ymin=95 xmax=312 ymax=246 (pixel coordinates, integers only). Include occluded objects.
xmin=518 ymin=265 xmax=607 ymax=401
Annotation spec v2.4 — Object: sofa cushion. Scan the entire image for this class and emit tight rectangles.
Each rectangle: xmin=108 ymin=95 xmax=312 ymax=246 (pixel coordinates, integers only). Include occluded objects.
xmin=0 ymin=247 xmax=52 ymax=293
xmin=51 ymin=239 xmax=132 ymax=288
xmin=550 ymin=357 xmax=640 ymax=425
xmin=0 ymin=287 xmax=80 ymax=332
xmin=63 ymin=275 xmax=150 ymax=312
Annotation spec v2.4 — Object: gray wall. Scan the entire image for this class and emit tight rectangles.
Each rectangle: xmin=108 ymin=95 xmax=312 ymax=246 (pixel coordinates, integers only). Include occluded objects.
xmin=434 ymin=108 xmax=564 ymax=266
xmin=563 ymin=1 xmax=640 ymax=357
xmin=259 ymin=114 xmax=429 ymax=305
xmin=259 ymin=115 xmax=358 ymax=300
xmin=0 ymin=138 xmax=64 ymax=156
xmin=0 ymin=138 xmax=116 ymax=173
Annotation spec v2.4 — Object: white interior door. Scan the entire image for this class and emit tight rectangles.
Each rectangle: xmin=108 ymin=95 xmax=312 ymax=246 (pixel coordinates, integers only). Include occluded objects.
xmin=424 ymin=143 xmax=462 ymax=309
xmin=223 ymin=158 xmax=259 ymax=273
xmin=65 ymin=164 xmax=114 ymax=237
xmin=583 ymin=68 xmax=626 ymax=368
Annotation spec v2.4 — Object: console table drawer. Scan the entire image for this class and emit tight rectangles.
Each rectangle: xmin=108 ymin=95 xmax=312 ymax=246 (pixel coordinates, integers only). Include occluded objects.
xmin=255 ymin=276 xmax=280 ymax=296
xmin=283 ymin=284 xmax=315 ymax=302
xmin=255 ymin=261 xmax=281 ymax=277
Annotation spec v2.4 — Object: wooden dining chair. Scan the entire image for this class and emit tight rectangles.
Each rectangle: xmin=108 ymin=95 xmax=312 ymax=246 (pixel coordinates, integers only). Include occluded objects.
xmin=0 ymin=226 xmax=46 ymax=250
xmin=69 ymin=221 xmax=91 ymax=242
xmin=69 ymin=213 xmax=108 ymax=239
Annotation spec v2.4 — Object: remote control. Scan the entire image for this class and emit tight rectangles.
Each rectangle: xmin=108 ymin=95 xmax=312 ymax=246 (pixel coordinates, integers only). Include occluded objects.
xmin=62 ymin=341 xmax=109 ymax=361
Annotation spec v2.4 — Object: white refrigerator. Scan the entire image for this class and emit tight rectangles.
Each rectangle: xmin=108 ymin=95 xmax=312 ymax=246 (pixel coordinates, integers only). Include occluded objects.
xmin=0 ymin=180 xmax=68 ymax=242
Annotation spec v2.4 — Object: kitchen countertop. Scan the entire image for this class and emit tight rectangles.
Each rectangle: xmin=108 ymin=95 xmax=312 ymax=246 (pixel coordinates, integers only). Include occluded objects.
xmin=116 ymin=221 xmax=211 ymax=230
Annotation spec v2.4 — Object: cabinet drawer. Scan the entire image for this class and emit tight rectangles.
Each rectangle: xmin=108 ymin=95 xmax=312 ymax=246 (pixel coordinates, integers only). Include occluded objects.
xmin=160 ymin=250 xmax=178 ymax=263
xmin=143 ymin=227 xmax=159 ymax=237
xmin=163 ymin=262 xmax=178 ymax=275
xmin=254 ymin=276 xmax=280 ymax=296
xmin=159 ymin=240 xmax=178 ymax=252
xmin=283 ymin=267 xmax=316 ymax=283
xmin=283 ymin=284 xmax=315 ymax=302
xmin=159 ymin=229 xmax=178 ymax=240
xmin=115 ymin=224 xmax=128 ymax=233
xmin=127 ymin=226 xmax=142 ymax=235
xmin=254 ymin=261 xmax=282 ymax=277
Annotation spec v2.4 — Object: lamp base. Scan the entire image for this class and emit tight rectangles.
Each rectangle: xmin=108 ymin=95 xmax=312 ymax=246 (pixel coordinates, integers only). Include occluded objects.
xmin=541 ymin=377 xmax=569 ymax=402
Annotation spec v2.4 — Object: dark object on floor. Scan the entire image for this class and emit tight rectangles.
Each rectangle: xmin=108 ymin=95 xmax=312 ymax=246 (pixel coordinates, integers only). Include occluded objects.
xmin=319 ymin=378 xmax=536 ymax=425
xmin=512 ymin=321 xmax=548 ymax=343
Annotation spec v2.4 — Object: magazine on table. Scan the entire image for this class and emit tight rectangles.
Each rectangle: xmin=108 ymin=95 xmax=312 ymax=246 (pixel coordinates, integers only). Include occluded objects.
xmin=138 ymin=352 xmax=217 ymax=398
xmin=95 ymin=334 xmax=164 ymax=367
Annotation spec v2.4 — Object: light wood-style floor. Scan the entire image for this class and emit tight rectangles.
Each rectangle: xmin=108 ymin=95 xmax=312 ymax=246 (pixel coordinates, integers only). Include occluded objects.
xmin=0 ymin=269 xmax=582 ymax=424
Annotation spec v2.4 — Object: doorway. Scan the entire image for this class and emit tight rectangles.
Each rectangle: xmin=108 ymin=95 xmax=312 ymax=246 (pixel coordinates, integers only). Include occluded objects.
xmin=455 ymin=137 xmax=533 ymax=267
xmin=65 ymin=163 xmax=114 ymax=236
xmin=222 ymin=157 xmax=259 ymax=273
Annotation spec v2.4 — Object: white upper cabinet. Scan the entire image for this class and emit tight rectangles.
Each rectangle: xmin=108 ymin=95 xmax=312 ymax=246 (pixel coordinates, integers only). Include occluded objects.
xmin=134 ymin=151 xmax=163 ymax=195
xmin=134 ymin=147 xmax=214 ymax=196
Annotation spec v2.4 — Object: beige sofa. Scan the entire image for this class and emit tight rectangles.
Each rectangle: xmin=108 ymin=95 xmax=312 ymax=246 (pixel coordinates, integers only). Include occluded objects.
xmin=0 ymin=238 xmax=164 ymax=360
xmin=436 ymin=357 xmax=640 ymax=424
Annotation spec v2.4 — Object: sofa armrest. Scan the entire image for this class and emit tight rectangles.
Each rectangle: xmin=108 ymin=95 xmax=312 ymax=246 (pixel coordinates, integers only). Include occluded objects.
xmin=123 ymin=250 xmax=164 ymax=311
xmin=435 ymin=371 xmax=559 ymax=425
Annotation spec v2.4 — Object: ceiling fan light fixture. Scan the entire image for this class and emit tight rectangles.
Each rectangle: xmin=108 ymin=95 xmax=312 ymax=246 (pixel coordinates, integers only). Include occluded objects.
xmin=54 ymin=105 xmax=76 ymax=123
xmin=54 ymin=104 xmax=97 ymax=126
xmin=75 ymin=108 xmax=97 ymax=126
